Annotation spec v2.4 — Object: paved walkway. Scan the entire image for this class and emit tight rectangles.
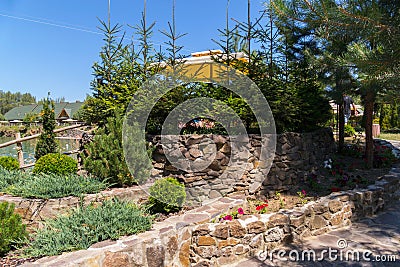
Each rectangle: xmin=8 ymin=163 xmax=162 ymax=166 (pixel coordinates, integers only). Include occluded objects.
xmin=232 ymin=140 xmax=400 ymax=267
xmin=234 ymin=198 xmax=400 ymax=266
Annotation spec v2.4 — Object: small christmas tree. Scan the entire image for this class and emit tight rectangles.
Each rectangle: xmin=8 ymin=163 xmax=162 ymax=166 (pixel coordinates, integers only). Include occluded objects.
xmin=82 ymin=112 xmax=133 ymax=186
xmin=35 ymin=93 xmax=58 ymax=160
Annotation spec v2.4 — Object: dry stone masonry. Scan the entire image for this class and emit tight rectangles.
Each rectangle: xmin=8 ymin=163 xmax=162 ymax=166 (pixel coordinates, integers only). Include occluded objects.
xmin=23 ymin=165 xmax=400 ymax=267
xmin=148 ymin=128 xmax=335 ymax=204
xmin=0 ymin=187 xmax=148 ymax=227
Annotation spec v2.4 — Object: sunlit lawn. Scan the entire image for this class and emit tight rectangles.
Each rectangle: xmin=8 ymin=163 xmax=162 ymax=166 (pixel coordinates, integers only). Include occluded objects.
xmin=377 ymin=133 xmax=400 ymax=141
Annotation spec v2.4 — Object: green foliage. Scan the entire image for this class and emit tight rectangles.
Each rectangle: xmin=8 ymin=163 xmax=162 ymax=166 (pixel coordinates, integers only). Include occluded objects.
xmin=211 ymin=12 xmax=332 ymax=133
xmin=80 ymin=20 xmax=145 ymax=126
xmin=148 ymin=177 xmax=186 ymax=214
xmin=23 ymin=112 xmax=40 ymax=123
xmin=122 ymin=121 xmax=153 ymax=185
xmin=23 ymin=198 xmax=152 ymax=257
xmin=33 ymin=153 xmax=77 ymax=175
xmin=5 ymin=174 xmax=108 ymax=199
xmin=0 ymin=202 xmax=28 ymax=256
xmin=0 ymin=156 xmax=19 ymax=171
xmin=0 ymin=114 xmax=5 ymax=121
xmin=0 ymin=90 xmax=36 ymax=115
xmin=35 ymin=95 xmax=58 ymax=160
xmin=374 ymin=144 xmax=397 ymax=168
xmin=83 ymin=114 xmax=134 ymax=186
xmin=0 ymin=168 xmax=24 ymax=192
xmin=344 ymin=124 xmax=356 ymax=137
xmin=378 ymin=103 xmax=399 ymax=130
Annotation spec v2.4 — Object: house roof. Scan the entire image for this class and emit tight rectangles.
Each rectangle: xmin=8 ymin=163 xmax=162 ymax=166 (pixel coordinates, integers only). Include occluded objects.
xmin=4 ymin=104 xmax=39 ymax=121
xmin=4 ymin=102 xmax=83 ymax=121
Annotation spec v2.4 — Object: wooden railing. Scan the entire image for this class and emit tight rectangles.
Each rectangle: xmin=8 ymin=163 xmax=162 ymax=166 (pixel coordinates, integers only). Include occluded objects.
xmin=0 ymin=124 xmax=86 ymax=169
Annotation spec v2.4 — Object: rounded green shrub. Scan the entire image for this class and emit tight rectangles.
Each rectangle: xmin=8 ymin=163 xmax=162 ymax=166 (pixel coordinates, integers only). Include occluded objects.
xmin=344 ymin=124 xmax=356 ymax=137
xmin=0 ymin=156 xmax=19 ymax=171
xmin=0 ymin=202 xmax=28 ymax=256
xmin=148 ymin=177 xmax=186 ymax=214
xmin=33 ymin=153 xmax=78 ymax=175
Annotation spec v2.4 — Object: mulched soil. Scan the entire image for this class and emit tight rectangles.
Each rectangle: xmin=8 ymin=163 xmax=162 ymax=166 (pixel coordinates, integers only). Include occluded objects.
xmin=0 ymin=252 xmax=39 ymax=267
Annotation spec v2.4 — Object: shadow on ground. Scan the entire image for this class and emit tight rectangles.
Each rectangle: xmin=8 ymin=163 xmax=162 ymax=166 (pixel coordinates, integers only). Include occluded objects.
xmin=233 ymin=200 xmax=400 ymax=267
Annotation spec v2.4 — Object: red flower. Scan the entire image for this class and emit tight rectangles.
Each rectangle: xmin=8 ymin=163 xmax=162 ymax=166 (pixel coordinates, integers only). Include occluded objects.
xmin=256 ymin=203 xmax=268 ymax=211
xmin=238 ymin=208 xmax=244 ymax=215
xmin=301 ymin=190 xmax=307 ymax=196
xmin=223 ymin=215 xmax=233 ymax=221
xmin=331 ymin=187 xmax=340 ymax=192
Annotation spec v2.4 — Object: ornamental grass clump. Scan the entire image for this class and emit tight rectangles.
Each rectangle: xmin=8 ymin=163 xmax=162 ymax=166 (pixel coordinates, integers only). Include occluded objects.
xmin=23 ymin=198 xmax=152 ymax=257
xmin=0 ymin=202 xmax=28 ymax=256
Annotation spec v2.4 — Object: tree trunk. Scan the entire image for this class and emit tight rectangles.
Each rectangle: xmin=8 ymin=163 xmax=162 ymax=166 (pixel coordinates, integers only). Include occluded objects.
xmin=338 ymin=103 xmax=344 ymax=153
xmin=364 ymin=90 xmax=375 ymax=169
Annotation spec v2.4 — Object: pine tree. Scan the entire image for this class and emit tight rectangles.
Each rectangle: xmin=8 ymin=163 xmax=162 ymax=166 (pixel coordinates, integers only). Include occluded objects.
xmin=82 ymin=113 xmax=129 ymax=185
xmin=35 ymin=94 xmax=58 ymax=160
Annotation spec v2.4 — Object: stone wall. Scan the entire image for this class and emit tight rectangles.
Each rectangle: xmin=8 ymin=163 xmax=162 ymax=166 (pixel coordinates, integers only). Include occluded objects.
xmin=0 ymin=129 xmax=334 ymax=229
xmin=25 ymin=165 xmax=400 ymax=267
xmin=148 ymin=128 xmax=335 ymax=204
xmin=0 ymin=187 xmax=148 ymax=228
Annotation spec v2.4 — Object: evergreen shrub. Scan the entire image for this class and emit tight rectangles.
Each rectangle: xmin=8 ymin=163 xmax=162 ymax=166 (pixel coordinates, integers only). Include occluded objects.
xmin=0 ymin=156 xmax=19 ymax=171
xmin=83 ymin=114 xmax=138 ymax=186
xmin=344 ymin=124 xmax=356 ymax=137
xmin=33 ymin=153 xmax=77 ymax=175
xmin=148 ymin=177 xmax=186 ymax=214
xmin=0 ymin=168 xmax=24 ymax=191
xmin=0 ymin=202 xmax=28 ymax=256
xmin=23 ymin=198 xmax=152 ymax=257
xmin=35 ymin=95 xmax=58 ymax=160
xmin=5 ymin=174 xmax=107 ymax=199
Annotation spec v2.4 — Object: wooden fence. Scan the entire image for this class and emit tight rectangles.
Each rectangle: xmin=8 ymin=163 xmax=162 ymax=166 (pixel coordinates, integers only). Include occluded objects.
xmin=0 ymin=124 xmax=86 ymax=169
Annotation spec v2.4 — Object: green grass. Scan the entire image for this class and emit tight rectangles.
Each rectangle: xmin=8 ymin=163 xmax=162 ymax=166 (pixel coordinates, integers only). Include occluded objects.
xmin=0 ymin=167 xmax=108 ymax=199
xmin=23 ymin=198 xmax=153 ymax=257
xmin=377 ymin=133 xmax=400 ymax=141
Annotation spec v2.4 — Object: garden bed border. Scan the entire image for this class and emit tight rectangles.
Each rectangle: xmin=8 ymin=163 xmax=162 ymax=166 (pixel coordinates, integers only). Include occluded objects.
xmin=23 ymin=164 xmax=400 ymax=267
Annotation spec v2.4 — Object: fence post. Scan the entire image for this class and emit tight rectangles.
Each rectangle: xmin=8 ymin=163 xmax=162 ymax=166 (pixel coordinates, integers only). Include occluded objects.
xmin=15 ymin=133 xmax=24 ymax=168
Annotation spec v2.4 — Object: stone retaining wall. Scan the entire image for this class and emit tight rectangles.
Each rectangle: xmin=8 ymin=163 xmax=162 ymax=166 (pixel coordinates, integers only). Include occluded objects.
xmin=148 ymin=128 xmax=335 ymax=204
xmin=24 ymin=165 xmax=400 ymax=267
xmin=0 ymin=187 xmax=148 ymax=228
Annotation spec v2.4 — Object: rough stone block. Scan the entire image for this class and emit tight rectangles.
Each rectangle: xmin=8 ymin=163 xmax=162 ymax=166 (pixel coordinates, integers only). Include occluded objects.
xmin=267 ymin=213 xmax=289 ymax=228
xmin=218 ymin=237 xmax=240 ymax=249
xmin=211 ymin=224 xmax=229 ymax=239
xmin=179 ymin=240 xmax=191 ymax=267
xmin=249 ymin=233 xmax=264 ymax=249
xmin=264 ymin=227 xmax=284 ymax=242
xmin=197 ymin=236 xmax=216 ymax=246
xmin=311 ymin=215 xmax=327 ymax=230
xmin=103 ymin=252 xmax=130 ymax=267
xmin=234 ymin=244 xmax=250 ymax=255
xmin=193 ymin=245 xmax=219 ymax=259
xmin=330 ymin=212 xmax=344 ymax=226
xmin=328 ymin=200 xmax=343 ymax=213
xmin=228 ymin=220 xmax=247 ymax=238
xmin=146 ymin=246 xmax=164 ymax=267
xmin=247 ymin=221 xmax=266 ymax=234
xmin=289 ymin=214 xmax=305 ymax=228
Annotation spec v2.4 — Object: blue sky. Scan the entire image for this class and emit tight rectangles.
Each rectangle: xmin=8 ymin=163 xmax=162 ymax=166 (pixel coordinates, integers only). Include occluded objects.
xmin=0 ymin=1 xmax=265 ymax=102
